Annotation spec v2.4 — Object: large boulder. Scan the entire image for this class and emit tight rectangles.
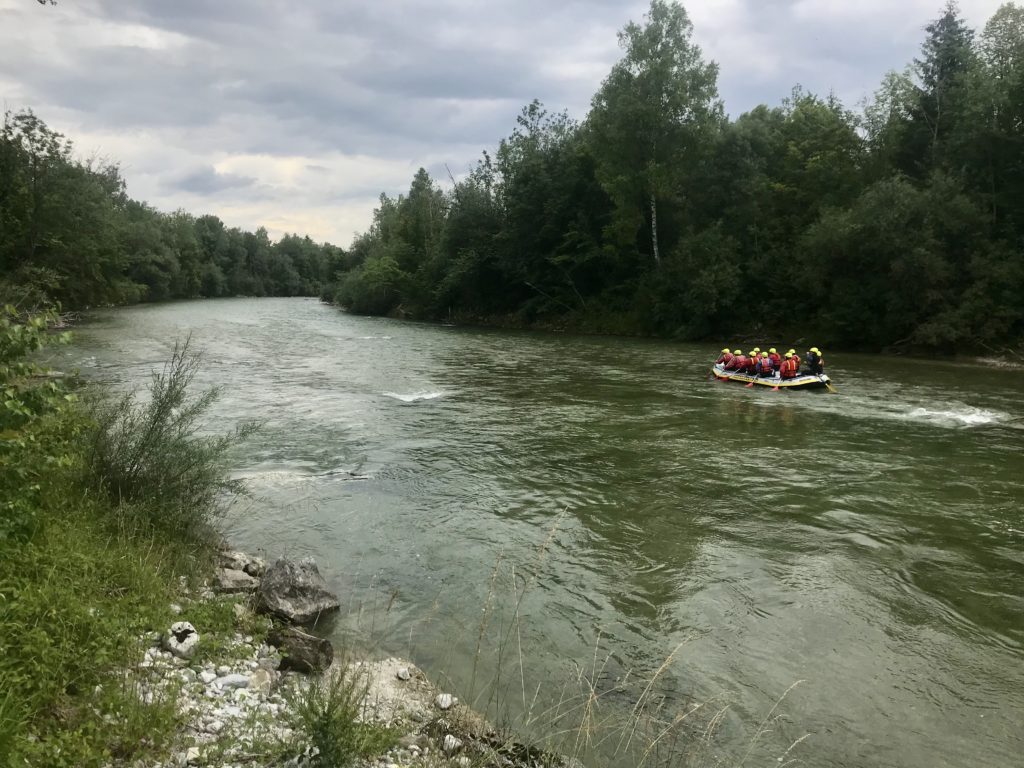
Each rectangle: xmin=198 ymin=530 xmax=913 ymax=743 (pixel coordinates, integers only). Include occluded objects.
xmin=256 ymin=557 xmax=340 ymax=624
xmin=267 ymin=626 xmax=334 ymax=673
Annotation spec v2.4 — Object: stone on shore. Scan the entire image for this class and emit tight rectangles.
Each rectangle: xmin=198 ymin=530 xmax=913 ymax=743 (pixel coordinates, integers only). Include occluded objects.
xmin=435 ymin=692 xmax=455 ymax=710
xmin=214 ymin=567 xmax=260 ymax=594
xmin=268 ymin=626 xmax=334 ymax=674
xmin=219 ymin=550 xmax=267 ymax=577
xmin=256 ymin=557 xmax=340 ymax=624
xmin=163 ymin=621 xmax=199 ymax=659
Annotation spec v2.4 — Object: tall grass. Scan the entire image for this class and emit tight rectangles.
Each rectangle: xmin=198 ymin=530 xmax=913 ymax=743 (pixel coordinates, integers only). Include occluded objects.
xmin=330 ymin=513 xmax=811 ymax=768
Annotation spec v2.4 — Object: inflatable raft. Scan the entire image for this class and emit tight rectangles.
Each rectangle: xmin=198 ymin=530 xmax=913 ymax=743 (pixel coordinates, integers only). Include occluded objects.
xmin=711 ymin=363 xmax=834 ymax=391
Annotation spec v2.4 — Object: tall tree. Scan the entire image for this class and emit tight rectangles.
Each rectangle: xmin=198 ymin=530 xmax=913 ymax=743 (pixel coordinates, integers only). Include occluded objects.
xmin=588 ymin=0 xmax=721 ymax=268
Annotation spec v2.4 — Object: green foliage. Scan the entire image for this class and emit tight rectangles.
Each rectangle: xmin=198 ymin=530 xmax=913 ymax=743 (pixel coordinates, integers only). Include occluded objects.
xmin=1 ymin=304 xmax=74 ymax=541
xmin=322 ymin=0 xmax=1024 ymax=354
xmin=287 ymin=667 xmax=398 ymax=768
xmin=83 ymin=338 xmax=258 ymax=545
xmin=0 ymin=110 xmax=342 ymax=309
xmin=0 ymin=333 xmax=256 ymax=766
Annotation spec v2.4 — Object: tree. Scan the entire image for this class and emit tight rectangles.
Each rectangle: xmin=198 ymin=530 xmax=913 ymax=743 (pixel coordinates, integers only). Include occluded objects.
xmin=588 ymin=0 xmax=721 ymax=268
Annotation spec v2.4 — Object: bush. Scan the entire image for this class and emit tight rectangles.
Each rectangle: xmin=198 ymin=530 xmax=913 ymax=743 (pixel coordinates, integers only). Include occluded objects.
xmin=288 ymin=665 xmax=397 ymax=767
xmin=82 ymin=337 xmax=258 ymax=545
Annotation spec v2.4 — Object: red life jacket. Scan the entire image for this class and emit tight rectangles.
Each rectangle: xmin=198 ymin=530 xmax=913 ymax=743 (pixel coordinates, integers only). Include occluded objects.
xmin=732 ymin=355 xmax=748 ymax=370
xmin=792 ymin=354 xmax=801 ymax=368
xmin=759 ymin=356 xmax=773 ymax=374
xmin=780 ymin=358 xmax=797 ymax=378
xmin=717 ymin=352 xmax=734 ymax=365
xmin=769 ymin=353 xmax=781 ymax=367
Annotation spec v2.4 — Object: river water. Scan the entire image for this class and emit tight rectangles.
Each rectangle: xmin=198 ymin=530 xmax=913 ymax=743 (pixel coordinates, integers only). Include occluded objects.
xmin=64 ymin=298 xmax=1023 ymax=768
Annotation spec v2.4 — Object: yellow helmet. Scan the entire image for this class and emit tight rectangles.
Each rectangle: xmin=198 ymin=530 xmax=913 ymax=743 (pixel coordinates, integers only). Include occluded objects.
xmin=785 ymin=352 xmax=793 ymax=358
xmin=722 ymin=348 xmax=730 ymax=353
xmin=753 ymin=347 xmax=761 ymax=352
xmin=769 ymin=347 xmax=777 ymax=354
xmin=810 ymin=347 xmax=820 ymax=354
xmin=748 ymin=350 xmax=756 ymax=356
xmin=734 ymin=349 xmax=742 ymax=355
xmin=761 ymin=352 xmax=769 ymax=357
xmin=787 ymin=348 xmax=795 ymax=355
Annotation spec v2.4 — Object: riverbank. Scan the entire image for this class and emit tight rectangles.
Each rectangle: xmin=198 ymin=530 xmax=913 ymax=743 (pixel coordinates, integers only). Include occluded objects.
xmin=0 ymin=310 xmax=576 ymax=768
xmin=114 ymin=547 xmax=575 ymax=768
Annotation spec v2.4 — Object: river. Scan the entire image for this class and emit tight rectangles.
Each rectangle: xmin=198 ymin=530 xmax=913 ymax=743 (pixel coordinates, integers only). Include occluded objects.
xmin=63 ymin=297 xmax=1023 ymax=768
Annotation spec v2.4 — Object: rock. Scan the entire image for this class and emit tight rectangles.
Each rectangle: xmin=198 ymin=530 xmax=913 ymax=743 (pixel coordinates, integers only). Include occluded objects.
xmin=267 ymin=626 xmax=333 ymax=674
xmin=214 ymin=673 xmax=250 ymax=690
xmin=396 ymin=666 xmax=411 ymax=681
xmin=257 ymin=656 xmax=281 ymax=672
xmin=455 ymin=757 xmax=471 ymax=767
xmin=214 ymin=568 xmax=260 ymax=594
xmin=185 ymin=746 xmax=202 ymax=765
xmin=442 ymin=734 xmax=463 ymax=753
xmin=169 ymin=603 xmax=182 ymax=615
xmin=220 ymin=550 xmax=267 ymax=577
xmin=233 ymin=602 xmax=253 ymax=623
xmin=199 ymin=670 xmax=217 ymax=685
xmin=163 ymin=621 xmax=199 ymax=660
xmin=256 ymin=557 xmax=340 ymax=624
xmin=217 ymin=665 xmax=231 ymax=676
xmin=249 ymin=669 xmax=274 ymax=694
xmin=206 ymin=719 xmax=224 ymax=734
xmin=435 ymin=693 xmax=455 ymax=710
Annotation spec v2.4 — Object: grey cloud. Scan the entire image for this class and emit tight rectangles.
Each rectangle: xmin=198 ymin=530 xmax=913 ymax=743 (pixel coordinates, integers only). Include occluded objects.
xmin=169 ymin=166 xmax=257 ymax=194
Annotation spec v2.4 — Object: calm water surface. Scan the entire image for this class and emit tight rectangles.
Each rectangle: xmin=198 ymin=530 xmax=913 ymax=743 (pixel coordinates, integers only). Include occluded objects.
xmin=64 ymin=298 xmax=1024 ymax=768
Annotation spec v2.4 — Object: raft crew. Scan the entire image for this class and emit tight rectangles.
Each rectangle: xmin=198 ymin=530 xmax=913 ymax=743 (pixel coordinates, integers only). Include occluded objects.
xmin=714 ymin=345 xmax=824 ymax=379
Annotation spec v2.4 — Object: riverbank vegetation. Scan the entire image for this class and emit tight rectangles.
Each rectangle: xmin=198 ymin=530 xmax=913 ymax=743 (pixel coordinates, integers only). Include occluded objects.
xmin=0 ymin=112 xmax=344 ymax=309
xmin=0 ymin=311 xmax=246 ymax=765
xmin=324 ymin=1 xmax=1024 ymax=354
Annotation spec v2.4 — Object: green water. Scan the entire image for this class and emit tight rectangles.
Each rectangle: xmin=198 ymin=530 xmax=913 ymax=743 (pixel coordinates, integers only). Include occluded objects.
xmin=65 ymin=298 xmax=1024 ymax=768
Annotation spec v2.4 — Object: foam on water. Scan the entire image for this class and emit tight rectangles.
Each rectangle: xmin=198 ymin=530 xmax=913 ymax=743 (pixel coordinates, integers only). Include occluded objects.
xmin=383 ymin=390 xmax=447 ymax=403
xmin=904 ymin=406 xmax=1007 ymax=428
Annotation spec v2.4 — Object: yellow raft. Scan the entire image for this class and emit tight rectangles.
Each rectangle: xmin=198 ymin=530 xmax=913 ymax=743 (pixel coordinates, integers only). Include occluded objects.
xmin=711 ymin=363 xmax=834 ymax=391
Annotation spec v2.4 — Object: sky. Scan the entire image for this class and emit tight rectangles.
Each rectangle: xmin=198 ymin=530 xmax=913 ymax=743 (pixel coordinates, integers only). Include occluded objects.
xmin=0 ymin=0 xmax=1009 ymax=247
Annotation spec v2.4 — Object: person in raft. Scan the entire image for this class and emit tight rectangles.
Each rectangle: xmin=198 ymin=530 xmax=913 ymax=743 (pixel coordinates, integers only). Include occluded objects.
xmin=727 ymin=349 xmax=747 ymax=371
xmin=779 ymin=352 xmax=799 ymax=379
xmin=804 ymin=347 xmax=825 ymax=375
xmin=755 ymin=351 xmax=775 ymax=377
xmin=768 ymin=348 xmax=782 ymax=368
xmin=745 ymin=351 xmax=759 ymax=374
xmin=717 ymin=348 xmax=734 ymax=366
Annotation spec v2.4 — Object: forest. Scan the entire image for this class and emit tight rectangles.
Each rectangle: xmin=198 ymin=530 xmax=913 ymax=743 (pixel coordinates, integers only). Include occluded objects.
xmin=326 ymin=1 xmax=1024 ymax=353
xmin=3 ymin=1 xmax=1022 ymax=353
xmin=0 ymin=111 xmax=344 ymax=309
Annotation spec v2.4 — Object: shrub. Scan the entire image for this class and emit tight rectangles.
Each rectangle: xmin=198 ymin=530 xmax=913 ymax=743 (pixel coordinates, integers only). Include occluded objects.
xmin=288 ymin=664 xmax=397 ymax=767
xmin=82 ymin=337 xmax=258 ymax=545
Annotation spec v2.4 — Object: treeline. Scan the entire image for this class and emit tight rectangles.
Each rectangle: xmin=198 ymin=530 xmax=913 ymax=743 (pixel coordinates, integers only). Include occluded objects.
xmin=325 ymin=1 xmax=1024 ymax=352
xmin=0 ymin=111 xmax=345 ymax=309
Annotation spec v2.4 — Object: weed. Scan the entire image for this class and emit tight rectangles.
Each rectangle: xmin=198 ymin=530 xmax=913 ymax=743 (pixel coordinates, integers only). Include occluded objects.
xmin=286 ymin=663 xmax=398 ymax=767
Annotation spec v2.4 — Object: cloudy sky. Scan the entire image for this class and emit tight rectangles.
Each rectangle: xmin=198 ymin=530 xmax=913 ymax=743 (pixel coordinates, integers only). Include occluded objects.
xmin=0 ymin=0 xmax=1008 ymax=246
